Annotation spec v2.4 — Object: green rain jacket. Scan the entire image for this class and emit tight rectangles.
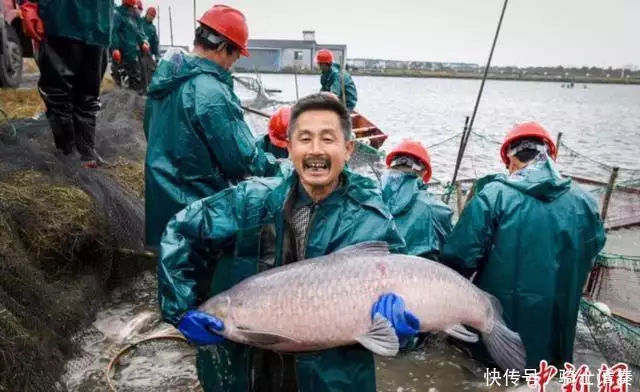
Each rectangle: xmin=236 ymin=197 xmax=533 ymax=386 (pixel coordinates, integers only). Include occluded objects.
xmin=111 ymin=5 xmax=147 ymax=64
xmin=37 ymin=0 xmax=113 ymax=47
xmin=255 ymin=134 xmax=289 ymax=159
xmin=381 ymin=171 xmax=453 ymax=260
xmin=320 ymin=63 xmax=358 ymax=111
xmin=440 ymin=158 xmax=606 ymax=369
xmin=144 ymin=50 xmax=280 ymax=248
xmin=158 ymin=168 xmax=406 ymax=392
xmin=141 ymin=19 xmax=159 ymax=57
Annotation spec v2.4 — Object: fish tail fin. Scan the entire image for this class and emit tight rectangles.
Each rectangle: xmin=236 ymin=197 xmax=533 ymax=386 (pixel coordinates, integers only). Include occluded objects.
xmin=481 ymin=294 xmax=527 ymax=372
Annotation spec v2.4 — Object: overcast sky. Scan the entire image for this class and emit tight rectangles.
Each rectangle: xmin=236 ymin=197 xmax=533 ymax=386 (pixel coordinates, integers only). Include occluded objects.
xmin=143 ymin=0 xmax=639 ymax=68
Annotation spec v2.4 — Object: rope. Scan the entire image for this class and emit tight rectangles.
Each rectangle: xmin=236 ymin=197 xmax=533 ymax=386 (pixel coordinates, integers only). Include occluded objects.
xmin=427 ymin=132 xmax=464 ymax=149
xmin=559 ymin=140 xmax=640 ymax=173
xmin=105 ymin=332 xmax=190 ymax=392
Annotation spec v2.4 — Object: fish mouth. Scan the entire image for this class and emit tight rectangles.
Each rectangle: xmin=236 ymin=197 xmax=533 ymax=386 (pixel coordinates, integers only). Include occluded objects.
xmin=303 ymin=155 xmax=331 ymax=174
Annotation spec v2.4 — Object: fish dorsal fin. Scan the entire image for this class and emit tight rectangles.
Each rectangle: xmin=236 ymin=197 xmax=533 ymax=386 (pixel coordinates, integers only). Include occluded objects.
xmin=333 ymin=241 xmax=391 ymax=256
xmin=354 ymin=313 xmax=399 ymax=357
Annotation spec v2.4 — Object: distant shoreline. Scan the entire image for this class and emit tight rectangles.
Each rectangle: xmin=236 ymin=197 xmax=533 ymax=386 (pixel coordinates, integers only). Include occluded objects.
xmin=236 ymin=69 xmax=640 ymax=85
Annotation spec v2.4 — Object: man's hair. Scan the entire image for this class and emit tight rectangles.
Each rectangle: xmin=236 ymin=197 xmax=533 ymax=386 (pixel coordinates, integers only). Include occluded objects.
xmin=509 ymin=137 xmax=546 ymax=163
xmin=287 ymin=93 xmax=352 ymax=142
xmin=193 ymin=26 xmax=238 ymax=55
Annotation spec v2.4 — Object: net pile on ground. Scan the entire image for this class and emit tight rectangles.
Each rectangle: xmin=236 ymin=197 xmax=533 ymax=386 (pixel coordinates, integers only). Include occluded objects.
xmin=0 ymin=89 xmax=152 ymax=392
xmin=575 ymin=297 xmax=640 ymax=389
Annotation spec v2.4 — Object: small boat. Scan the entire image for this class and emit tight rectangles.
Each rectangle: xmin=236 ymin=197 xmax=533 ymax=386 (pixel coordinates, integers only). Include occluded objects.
xmin=351 ymin=111 xmax=388 ymax=150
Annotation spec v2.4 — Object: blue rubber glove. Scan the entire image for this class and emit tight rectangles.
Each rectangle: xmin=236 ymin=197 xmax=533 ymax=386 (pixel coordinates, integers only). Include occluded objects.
xmin=177 ymin=310 xmax=225 ymax=346
xmin=371 ymin=293 xmax=420 ymax=347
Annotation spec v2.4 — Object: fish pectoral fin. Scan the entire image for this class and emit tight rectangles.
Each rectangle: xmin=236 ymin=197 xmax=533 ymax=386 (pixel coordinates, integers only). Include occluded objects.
xmin=355 ymin=313 xmax=399 ymax=357
xmin=238 ymin=327 xmax=301 ymax=347
xmin=444 ymin=324 xmax=479 ymax=343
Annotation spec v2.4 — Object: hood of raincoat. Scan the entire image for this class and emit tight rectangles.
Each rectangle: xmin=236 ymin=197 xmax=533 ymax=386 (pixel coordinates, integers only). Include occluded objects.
xmin=477 ymin=157 xmax=571 ymax=202
xmin=381 ymin=170 xmax=426 ymax=215
xmin=147 ymin=50 xmax=233 ymax=100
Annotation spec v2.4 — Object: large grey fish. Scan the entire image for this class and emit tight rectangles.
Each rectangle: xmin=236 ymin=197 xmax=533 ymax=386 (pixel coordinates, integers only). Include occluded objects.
xmin=199 ymin=241 xmax=527 ymax=371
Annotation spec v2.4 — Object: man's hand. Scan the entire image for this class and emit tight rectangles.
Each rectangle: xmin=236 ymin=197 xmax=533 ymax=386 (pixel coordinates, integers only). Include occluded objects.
xmin=111 ymin=50 xmax=122 ymax=64
xmin=177 ymin=310 xmax=225 ymax=346
xmin=371 ymin=293 xmax=420 ymax=347
xmin=19 ymin=2 xmax=44 ymax=41
xmin=141 ymin=42 xmax=150 ymax=54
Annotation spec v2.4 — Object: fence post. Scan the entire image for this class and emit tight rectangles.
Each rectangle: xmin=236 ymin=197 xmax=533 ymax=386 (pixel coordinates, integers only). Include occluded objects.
xmin=600 ymin=167 xmax=619 ymax=220
xmin=455 ymin=182 xmax=464 ymax=216
xmin=555 ymin=132 xmax=563 ymax=157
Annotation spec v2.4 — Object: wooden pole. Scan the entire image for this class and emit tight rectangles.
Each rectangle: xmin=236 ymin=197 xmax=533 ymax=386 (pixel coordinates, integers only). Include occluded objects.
xmin=168 ymin=6 xmax=174 ymax=46
xmin=600 ymin=167 xmax=619 ymax=220
xmin=193 ymin=0 xmax=197 ymax=32
xmin=340 ymin=50 xmax=347 ymax=107
xmin=555 ymin=132 xmax=563 ymax=157
xmin=447 ymin=0 xmax=510 ymax=197
xmin=455 ymin=182 xmax=464 ymax=216
xmin=241 ymin=104 xmax=270 ymax=118
xmin=156 ymin=4 xmax=161 ymax=45
xmin=294 ymin=65 xmax=300 ymax=100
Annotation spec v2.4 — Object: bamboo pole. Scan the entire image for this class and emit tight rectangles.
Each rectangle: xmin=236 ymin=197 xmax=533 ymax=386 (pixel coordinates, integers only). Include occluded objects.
xmin=600 ymin=167 xmax=619 ymax=220
xmin=555 ymin=132 xmax=563 ymax=157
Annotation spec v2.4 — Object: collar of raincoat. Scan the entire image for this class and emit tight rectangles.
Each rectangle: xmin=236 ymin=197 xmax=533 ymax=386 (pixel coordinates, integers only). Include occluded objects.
xmin=264 ymin=167 xmax=391 ymax=218
xmin=476 ymin=156 xmax=571 ymax=202
xmin=293 ymin=174 xmax=346 ymax=208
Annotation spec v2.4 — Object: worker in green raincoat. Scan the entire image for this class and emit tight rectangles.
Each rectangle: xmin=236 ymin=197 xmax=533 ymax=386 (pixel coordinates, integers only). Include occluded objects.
xmin=255 ymin=105 xmax=291 ymax=159
xmin=315 ymin=49 xmax=358 ymax=112
xmin=17 ymin=0 xmax=113 ymax=166
xmin=139 ymin=5 xmax=159 ymax=89
xmin=110 ymin=0 xmax=149 ymax=94
xmin=144 ymin=5 xmax=280 ymax=250
xmin=140 ymin=6 xmax=159 ymax=60
xmin=382 ymin=140 xmax=453 ymax=260
xmin=440 ymin=122 xmax=606 ymax=370
xmin=158 ymin=93 xmax=420 ymax=392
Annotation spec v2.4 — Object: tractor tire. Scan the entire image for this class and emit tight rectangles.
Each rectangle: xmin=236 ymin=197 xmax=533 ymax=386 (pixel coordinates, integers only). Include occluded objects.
xmin=0 ymin=24 xmax=23 ymax=88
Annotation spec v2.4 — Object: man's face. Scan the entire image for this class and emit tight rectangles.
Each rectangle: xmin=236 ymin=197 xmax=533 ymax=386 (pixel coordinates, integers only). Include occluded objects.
xmin=146 ymin=14 xmax=155 ymax=22
xmin=218 ymin=44 xmax=241 ymax=69
xmin=318 ymin=63 xmax=331 ymax=73
xmin=392 ymin=166 xmax=425 ymax=178
xmin=288 ymin=110 xmax=354 ymax=194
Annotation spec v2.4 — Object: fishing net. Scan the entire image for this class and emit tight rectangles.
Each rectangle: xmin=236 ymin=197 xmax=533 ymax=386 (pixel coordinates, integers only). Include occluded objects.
xmin=0 ymin=88 xmax=152 ymax=392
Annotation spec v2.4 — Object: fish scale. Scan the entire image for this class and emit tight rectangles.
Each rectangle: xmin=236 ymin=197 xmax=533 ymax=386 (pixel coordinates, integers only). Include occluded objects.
xmin=200 ymin=241 xmax=527 ymax=371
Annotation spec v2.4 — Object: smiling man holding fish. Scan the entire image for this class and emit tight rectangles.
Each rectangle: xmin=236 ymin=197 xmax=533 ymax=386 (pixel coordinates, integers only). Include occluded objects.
xmin=157 ymin=93 xmax=422 ymax=391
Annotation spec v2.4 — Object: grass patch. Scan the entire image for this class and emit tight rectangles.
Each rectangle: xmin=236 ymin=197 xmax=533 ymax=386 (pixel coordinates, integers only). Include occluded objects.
xmin=103 ymin=159 xmax=145 ymax=199
xmin=0 ymin=88 xmax=45 ymax=119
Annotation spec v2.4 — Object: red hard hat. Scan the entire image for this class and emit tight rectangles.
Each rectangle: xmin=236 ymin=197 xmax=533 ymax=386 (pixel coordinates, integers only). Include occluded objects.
xmin=146 ymin=6 xmax=157 ymax=17
xmin=123 ymin=0 xmax=138 ymax=6
xmin=315 ymin=49 xmax=334 ymax=65
xmin=197 ymin=5 xmax=250 ymax=57
xmin=268 ymin=106 xmax=291 ymax=148
xmin=500 ymin=122 xmax=557 ymax=165
xmin=385 ymin=140 xmax=432 ymax=183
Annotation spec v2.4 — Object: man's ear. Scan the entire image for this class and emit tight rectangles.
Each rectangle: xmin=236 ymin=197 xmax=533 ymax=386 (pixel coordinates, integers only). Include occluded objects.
xmin=344 ymin=140 xmax=355 ymax=162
